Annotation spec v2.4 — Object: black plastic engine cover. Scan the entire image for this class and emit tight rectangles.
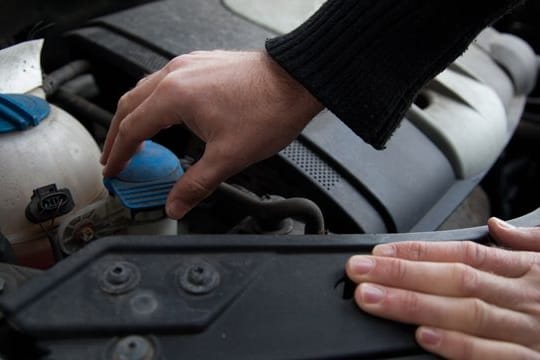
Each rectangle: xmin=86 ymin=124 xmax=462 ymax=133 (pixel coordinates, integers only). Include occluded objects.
xmin=67 ymin=0 xmax=492 ymax=234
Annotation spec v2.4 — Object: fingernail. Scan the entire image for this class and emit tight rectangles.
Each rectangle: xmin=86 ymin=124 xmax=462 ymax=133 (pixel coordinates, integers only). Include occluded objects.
xmin=494 ymin=218 xmax=515 ymax=229
xmin=349 ymin=257 xmax=375 ymax=275
xmin=373 ymin=244 xmax=395 ymax=257
xmin=418 ymin=327 xmax=441 ymax=347
xmin=166 ymin=200 xmax=188 ymax=219
xmin=360 ymin=284 xmax=385 ymax=304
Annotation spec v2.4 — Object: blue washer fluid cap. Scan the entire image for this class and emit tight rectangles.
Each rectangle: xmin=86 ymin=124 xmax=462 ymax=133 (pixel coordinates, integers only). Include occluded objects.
xmin=0 ymin=94 xmax=50 ymax=133
xmin=103 ymin=140 xmax=184 ymax=210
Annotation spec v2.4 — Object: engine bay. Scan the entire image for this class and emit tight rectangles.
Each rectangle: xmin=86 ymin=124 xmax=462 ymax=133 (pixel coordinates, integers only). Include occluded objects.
xmin=0 ymin=0 xmax=539 ymax=358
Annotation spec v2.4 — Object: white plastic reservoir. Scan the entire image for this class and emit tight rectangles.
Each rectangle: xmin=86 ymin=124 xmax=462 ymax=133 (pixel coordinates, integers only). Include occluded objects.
xmin=0 ymin=97 xmax=107 ymax=265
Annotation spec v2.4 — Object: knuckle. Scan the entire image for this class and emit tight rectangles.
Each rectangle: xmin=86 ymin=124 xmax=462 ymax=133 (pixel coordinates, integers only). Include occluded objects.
xmin=166 ymin=55 xmax=189 ymax=71
xmin=117 ymin=93 xmax=132 ymax=111
xmin=404 ymin=242 xmax=428 ymax=260
xmin=469 ymin=298 xmax=489 ymax=333
xmin=462 ymin=241 xmax=488 ymax=267
xmin=455 ymin=263 xmax=479 ymax=296
xmin=136 ymin=75 xmax=151 ymax=86
xmin=189 ymin=50 xmax=207 ymax=56
xmin=402 ymin=291 xmax=422 ymax=318
xmin=388 ymin=258 xmax=408 ymax=282
xmin=157 ymin=75 xmax=190 ymax=99
xmin=157 ymin=74 xmax=178 ymax=92
xmin=514 ymin=253 xmax=538 ymax=278
xmin=116 ymin=120 xmax=133 ymax=141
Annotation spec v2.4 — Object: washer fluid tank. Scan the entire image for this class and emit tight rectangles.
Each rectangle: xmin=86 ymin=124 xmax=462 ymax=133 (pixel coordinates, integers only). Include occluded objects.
xmin=0 ymin=93 xmax=107 ymax=266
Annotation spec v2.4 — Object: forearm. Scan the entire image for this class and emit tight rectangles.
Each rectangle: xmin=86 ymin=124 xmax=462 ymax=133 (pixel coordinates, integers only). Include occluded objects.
xmin=266 ymin=0 xmax=525 ymax=149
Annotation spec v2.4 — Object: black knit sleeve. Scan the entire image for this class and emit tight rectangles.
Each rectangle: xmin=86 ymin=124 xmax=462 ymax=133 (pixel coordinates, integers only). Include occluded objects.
xmin=266 ymin=0 xmax=524 ymax=149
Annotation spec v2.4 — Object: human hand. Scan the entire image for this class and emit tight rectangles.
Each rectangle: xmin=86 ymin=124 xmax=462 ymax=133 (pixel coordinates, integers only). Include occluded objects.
xmin=100 ymin=50 xmax=322 ymax=218
xmin=345 ymin=218 xmax=540 ymax=359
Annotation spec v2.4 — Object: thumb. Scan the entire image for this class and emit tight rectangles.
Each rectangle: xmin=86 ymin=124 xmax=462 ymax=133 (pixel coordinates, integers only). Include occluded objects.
xmin=165 ymin=153 xmax=232 ymax=219
xmin=488 ymin=217 xmax=540 ymax=251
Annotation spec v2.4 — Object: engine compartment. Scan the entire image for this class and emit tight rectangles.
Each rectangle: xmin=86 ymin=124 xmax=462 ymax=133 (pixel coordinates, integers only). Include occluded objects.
xmin=0 ymin=1 xmax=539 ymax=358
xmin=0 ymin=0 xmax=539 ymax=268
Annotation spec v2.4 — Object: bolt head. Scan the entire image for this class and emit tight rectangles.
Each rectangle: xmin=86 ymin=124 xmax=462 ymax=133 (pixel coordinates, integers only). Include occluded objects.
xmin=100 ymin=262 xmax=140 ymax=295
xmin=187 ymin=265 xmax=212 ymax=286
xmin=178 ymin=262 xmax=220 ymax=295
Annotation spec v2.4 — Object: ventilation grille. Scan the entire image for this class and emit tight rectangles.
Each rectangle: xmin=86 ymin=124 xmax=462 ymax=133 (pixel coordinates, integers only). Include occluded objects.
xmin=280 ymin=141 xmax=341 ymax=191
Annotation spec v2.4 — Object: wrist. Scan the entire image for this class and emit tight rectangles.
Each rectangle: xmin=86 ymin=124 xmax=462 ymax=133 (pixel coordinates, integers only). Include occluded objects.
xmin=260 ymin=50 xmax=324 ymax=125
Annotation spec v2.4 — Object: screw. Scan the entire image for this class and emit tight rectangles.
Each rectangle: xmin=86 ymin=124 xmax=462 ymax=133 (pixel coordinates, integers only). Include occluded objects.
xmin=100 ymin=262 xmax=140 ymax=295
xmin=178 ymin=262 xmax=220 ymax=295
xmin=187 ymin=265 xmax=211 ymax=286
xmin=0 ymin=277 xmax=5 ymax=294
xmin=113 ymin=336 xmax=154 ymax=360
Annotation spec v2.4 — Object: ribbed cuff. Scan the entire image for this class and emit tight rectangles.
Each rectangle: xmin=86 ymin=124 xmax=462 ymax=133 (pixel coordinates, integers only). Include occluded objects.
xmin=266 ymin=0 xmax=523 ymax=149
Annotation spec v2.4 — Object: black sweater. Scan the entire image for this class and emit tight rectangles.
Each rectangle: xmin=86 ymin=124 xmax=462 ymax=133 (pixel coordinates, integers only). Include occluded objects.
xmin=266 ymin=0 xmax=524 ymax=149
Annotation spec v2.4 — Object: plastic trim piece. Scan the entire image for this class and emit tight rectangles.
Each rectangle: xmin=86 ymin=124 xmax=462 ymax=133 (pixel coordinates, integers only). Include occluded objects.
xmin=0 ymin=207 xmax=538 ymax=359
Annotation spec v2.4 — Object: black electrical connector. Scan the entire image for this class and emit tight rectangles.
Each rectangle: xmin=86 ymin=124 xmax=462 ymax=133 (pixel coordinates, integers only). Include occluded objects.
xmin=25 ymin=184 xmax=75 ymax=224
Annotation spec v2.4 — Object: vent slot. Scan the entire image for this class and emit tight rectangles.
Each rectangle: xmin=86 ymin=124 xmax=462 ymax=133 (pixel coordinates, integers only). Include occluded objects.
xmin=281 ymin=141 xmax=341 ymax=191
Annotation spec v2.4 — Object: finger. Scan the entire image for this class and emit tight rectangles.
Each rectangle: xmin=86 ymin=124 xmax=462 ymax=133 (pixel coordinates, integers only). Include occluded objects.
xmin=355 ymin=284 xmax=540 ymax=347
xmin=165 ymin=148 xmax=240 ymax=219
xmin=101 ymin=70 xmax=166 ymax=165
xmin=372 ymin=241 xmax=538 ymax=278
xmin=489 ymin=217 xmax=540 ymax=252
xmin=346 ymin=256 xmax=524 ymax=309
xmin=416 ymin=327 xmax=540 ymax=360
xmin=102 ymin=77 xmax=185 ymax=177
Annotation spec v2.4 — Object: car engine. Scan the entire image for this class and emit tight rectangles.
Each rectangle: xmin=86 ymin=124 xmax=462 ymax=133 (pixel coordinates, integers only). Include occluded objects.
xmin=0 ymin=1 xmax=539 ymax=359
